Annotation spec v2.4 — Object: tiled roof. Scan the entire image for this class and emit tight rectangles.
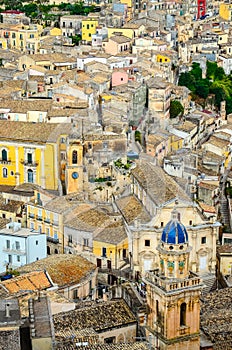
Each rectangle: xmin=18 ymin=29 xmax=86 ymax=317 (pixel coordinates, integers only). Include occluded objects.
xmin=131 ymin=162 xmax=190 ymax=206
xmin=0 ymin=196 xmax=23 ymax=213
xmin=65 ymin=207 xmax=110 ymax=232
xmin=205 ymin=135 xmax=229 ymax=148
xmin=110 ymin=35 xmax=131 ymax=44
xmin=17 ymin=254 xmax=96 ymax=288
xmin=44 ymin=195 xmax=80 ymax=214
xmin=53 ymin=299 xmax=136 ymax=332
xmin=0 ymin=271 xmax=52 ymax=294
xmin=198 ymin=202 xmax=216 ymax=214
xmin=0 ymin=121 xmax=72 ymax=143
xmin=201 ymin=288 xmax=232 ymax=348
xmin=55 ymin=342 xmax=149 ymax=350
xmin=116 ymin=195 xmax=151 ymax=225
xmin=94 ymin=219 xmax=127 ymax=244
xmin=198 ymin=181 xmax=218 ymax=190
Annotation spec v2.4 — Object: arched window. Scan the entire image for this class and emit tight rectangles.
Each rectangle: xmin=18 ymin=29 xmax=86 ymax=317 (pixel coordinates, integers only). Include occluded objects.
xmin=27 ymin=169 xmax=34 ymax=183
xmin=72 ymin=150 xmax=78 ymax=164
xmin=2 ymin=149 xmax=7 ymax=161
xmin=3 ymin=167 xmax=7 ymax=178
xmin=180 ymin=302 xmax=186 ymax=326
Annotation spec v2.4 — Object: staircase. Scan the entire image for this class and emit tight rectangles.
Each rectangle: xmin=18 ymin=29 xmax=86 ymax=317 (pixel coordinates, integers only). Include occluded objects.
xmin=220 ymin=197 xmax=231 ymax=229
xmin=201 ymin=273 xmax=217 ymax=294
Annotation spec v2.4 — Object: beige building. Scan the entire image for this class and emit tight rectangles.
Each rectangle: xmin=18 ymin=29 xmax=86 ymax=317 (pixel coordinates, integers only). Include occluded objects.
xmin=116 ymin=161 xmax=220 ymax=282
xmin=144 ymin=210 xmax=203 ymax=350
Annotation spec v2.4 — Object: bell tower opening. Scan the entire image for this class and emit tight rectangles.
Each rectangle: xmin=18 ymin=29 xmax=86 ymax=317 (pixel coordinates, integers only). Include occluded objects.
xmin=180 ymin=302 xmax=186 ymax=326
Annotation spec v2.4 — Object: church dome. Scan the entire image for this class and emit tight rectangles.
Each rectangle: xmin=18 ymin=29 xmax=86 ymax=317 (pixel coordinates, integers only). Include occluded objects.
xmin=161 ymin=210 xmax=188 ymax=245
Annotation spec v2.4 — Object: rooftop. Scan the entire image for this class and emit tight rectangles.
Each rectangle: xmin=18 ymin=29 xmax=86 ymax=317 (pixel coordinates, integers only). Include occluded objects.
xmin=116 ymin=195 xmax=151 ymax=225
xmin=17 ymin=254 xmax=96 ymax=288
xmin=53 ymin=299 xmax=136 ymax=333
xmin=131 ymin=162 xmax=190 ymax=207
xmin=0 ymin=121 xmax=72 ymax=144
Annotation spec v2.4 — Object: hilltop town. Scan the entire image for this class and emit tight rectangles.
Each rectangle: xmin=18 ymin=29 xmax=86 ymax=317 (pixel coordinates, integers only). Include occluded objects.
xmin=0 ymin=0 xmax=232 ymax=349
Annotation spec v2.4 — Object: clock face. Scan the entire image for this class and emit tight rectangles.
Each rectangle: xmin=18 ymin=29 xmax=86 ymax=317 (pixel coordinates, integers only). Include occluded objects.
xmin=72 ymin=171 xmax=79 ymax=179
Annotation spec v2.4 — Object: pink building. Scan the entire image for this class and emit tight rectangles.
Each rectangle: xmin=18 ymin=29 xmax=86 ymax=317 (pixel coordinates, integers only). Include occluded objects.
xmin=111 ymin=70 xmax=129 ymax=87
xmin=103 ymin=34 xmax=132 ymax=55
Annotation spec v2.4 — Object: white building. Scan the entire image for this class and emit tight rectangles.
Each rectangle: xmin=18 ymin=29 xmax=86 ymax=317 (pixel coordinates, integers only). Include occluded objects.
xmin=0 ymin=222 xmax=46 ymax=273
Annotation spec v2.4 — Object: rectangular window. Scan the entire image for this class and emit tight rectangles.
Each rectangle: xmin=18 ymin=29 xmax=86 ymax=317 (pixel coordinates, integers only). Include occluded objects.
xmin=8 ymin=255 xmax=12 ymax=263
xmin=17 ymin=255 xmax=20 ymax=262
xmin=36 ymin=240 xmax=38 ymax=245
xmin=87 ymin=24 xmax=89 ymax=29
xmin=27 ymin=153 xmax=32 ymax=163
xmin=68 ymin=235 xmax=72 ymax=243
xmin=84 ymin=238 xmax=89 ymax=246
xmin=73 ymin=289 xmax=78 ymax=299
xmin=6 ymin=240 xmax=10 ymax=249
xmin=145 ymin=239 xmax=150 ymax=247
xmin=15 ymin=241 xmax=20 ymax=250
xmin=201 ymin=237 xmax=206 ymax=244
xmin=46 ymin=228 xmax=50 ymax=236
xmin=102 ymin=247 xmax=107 ymax=257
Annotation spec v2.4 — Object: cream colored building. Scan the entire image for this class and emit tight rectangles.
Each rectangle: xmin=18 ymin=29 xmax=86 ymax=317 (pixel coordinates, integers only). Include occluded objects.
xmin=116 ymin=161 xmax=220 ymax=281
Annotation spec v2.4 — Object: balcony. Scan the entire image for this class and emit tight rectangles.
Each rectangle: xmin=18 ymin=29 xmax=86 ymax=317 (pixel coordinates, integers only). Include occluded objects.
xmin=44 ymin=218 xmax=50 ymax=224
xmin=20 ymin=160 xmax=38 ymax=167
xmin=0 ymin=159 xmax=11 ymax=165
xmin=3 ymin=247 xmax=26 ymax=255
xmin=29 ymin=213 xmax=35 ymax=219
xmin=36 ymin=215 xmax=43 ymax=221
xmin=47 ymin=236 xmax=59 ymax=244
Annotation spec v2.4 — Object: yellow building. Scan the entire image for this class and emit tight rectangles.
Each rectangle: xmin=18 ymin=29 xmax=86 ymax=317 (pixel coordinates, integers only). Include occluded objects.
xmin=27 ymin=191 xmax=80 ymax=255
xmin=0 ymin=37 xmax=7 ymax=50
xmin=169 ymin=135 xmax=183 ymax=153
xmin=93 ymin=219 xmax=128 ymax=269
xmin=81 ymin=18 xmax=98 ymax=42
xmin=0 ymin=120 xmax=71 ymax=190
xmin=156 ymin=53 xmax=171 ymax=63
xmin=2 ymin=24 xmax=43 ymax=53
xmin=219 ymin=3 xmax=232 ymax=21
xmin=65 ymin=138 xmax=84 ymax=194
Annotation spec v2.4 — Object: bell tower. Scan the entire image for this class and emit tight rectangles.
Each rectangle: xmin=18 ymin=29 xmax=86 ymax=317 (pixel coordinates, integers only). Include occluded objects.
xmin=144 ymin=209 xmax=203 ymax=350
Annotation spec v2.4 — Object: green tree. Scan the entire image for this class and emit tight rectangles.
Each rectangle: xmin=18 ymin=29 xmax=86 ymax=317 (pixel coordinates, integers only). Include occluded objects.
xmin=215 ymin=67 xmax=226 ymax=81
xmin=178 ymin=72 xmax=196 ymax=92
xmin=196 ymin=81 xmax=209 ymax=99
xmin=71 ymin=34 xmax=81 ymax=45
xmin=206 ymin=61 xmax=217 ymax=80
xmin=191 ymin=62 xmax=202 ymax=81
xmin=170 ymin=100 xmax=184 ymax=119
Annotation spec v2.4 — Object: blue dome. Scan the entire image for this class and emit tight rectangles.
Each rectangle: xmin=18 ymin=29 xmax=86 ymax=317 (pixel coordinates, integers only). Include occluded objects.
xmin=161 ymin=220 xmax=188 ymax=244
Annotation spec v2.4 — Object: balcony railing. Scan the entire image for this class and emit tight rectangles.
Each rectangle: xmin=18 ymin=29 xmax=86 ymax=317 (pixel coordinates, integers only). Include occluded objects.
xmin=0 ymin=159 xmax=11 ymax=164
xmin=47 ymin=236 xmax=59 ymax=244
xmin=29 ymin=213 xmax=35 ymax=219
xmin=36 ymin=215 xmax=43 ymax=221
xmin=3 ymin=247 xmax=26 ymax=255
xmin=20 ymin=160 xmax=38 ymax=167
xmin=44 ymin=218 xmax=50 ymax=224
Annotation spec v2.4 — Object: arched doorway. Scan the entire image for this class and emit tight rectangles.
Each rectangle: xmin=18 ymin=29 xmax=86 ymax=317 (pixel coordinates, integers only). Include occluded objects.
xmin=54 ymin=249 xmax=59 ymax=254
xmin=27 ymin=169 xmax=34 ymax=183
xmin=47 ymin=246 xmax=51 ymax=255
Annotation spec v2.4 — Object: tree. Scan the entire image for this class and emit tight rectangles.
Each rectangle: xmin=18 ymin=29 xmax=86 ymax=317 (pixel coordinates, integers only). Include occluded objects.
xmin=206 ymin=61 xmax=217 ymax=80
xmin=196 ymin=81 xmax=209 ymax=99
xmin=178 ymin=72 xmax=196 ymax=92
xmin=191 ymin=62 xmax=202 ymax=81
xmin=170 ymin=100 xmax=184 ymax=119
xmin=215 ymin=67 xmax=226 ymax=81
